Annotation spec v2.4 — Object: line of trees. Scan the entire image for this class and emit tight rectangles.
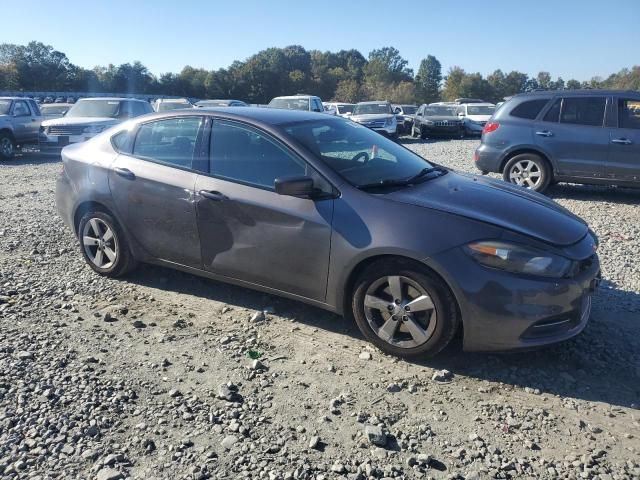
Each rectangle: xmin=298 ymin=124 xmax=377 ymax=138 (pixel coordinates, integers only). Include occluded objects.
xmin=1 ymin=41 xmax=638 ymax=104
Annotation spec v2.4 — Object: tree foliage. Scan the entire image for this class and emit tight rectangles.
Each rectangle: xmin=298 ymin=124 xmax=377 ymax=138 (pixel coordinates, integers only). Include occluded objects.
xmin=0 ymin=41 xmax=637 ymax=104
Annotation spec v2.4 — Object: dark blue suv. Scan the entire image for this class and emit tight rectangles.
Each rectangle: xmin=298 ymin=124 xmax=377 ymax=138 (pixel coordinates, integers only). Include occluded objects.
xmin=474 ymin=90 xmax=640 ymax=192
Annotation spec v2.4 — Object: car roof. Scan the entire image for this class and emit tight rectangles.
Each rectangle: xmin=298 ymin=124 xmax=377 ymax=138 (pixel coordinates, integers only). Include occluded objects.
xmin=0 ymin=97 xmax=30 ymax=101
xmin=41 ymin=103 xmax=73 ymax=107
xmin=357 ymin=101 xmax=391 ymax=105
xmin=461 ymin=102 xmax=495 ymax=106
xmin=79 ymin=97 xmax=148 ymax=103
xmin=136 ymin=106 xmax=335 ymax=125
xmin=513 ymin=89 xmax=640 ymax=98
xmin=271 ymin=95 xmax=317 ymax=100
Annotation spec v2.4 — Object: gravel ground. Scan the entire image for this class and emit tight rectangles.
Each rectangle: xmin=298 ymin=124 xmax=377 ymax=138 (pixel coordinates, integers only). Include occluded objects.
xmin=0 ymin=139 xmax=639 ymax=480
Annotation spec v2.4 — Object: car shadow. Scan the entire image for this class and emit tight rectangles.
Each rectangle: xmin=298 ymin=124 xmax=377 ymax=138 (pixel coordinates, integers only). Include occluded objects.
xmin=123 ymin=263 xmax=639 ymax=410
xmin=398 ymin=137 xmax=479 ymax=145
xmin=546 ymin=183 xmax=640 ymax=205
xmin=3 ymin=151 xmax=60 ymax=166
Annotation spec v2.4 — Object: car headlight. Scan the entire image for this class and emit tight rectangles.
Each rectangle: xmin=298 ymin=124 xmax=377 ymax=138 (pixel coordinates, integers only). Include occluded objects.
xmin=384 ymin=117 xmax=396 ymax=127
xmin=83 ymin=125 xmax=106 ymax=134
xmin=465 ymin=241 xmax=572 ymax=278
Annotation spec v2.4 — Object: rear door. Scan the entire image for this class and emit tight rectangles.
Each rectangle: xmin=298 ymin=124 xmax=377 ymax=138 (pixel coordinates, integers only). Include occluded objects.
xmin=11 ymin=100 xmax=38 ymax=143
xmin=534 ymin=95 xmax=610 ymax=179
xmin=607 ymin=97 xmax=640 ymax=183
xmin=109 ymin=115 xmax=206 ymax=267
xmin=194 ymin=118 xmax=334 ymax=301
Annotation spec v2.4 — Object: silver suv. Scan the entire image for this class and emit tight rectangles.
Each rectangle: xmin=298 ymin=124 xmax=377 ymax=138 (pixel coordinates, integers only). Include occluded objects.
xmin=475 ymin=90 xmax=640 ymax=192
xmin=0 ymin=97 xmax=43 ymax=160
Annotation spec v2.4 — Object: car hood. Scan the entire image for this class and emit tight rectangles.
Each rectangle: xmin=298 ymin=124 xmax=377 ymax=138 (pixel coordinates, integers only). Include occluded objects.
xmin=385 ymin=172 xmax=587 ymax=246
xmin=42 ymin=116 xmax=120 ymax=127
xmin=351 ymin=114 xmax=394 ymax=122
xmin=466 ymin=114 xmax=491 ymax=121
xmin=424 ymin=115 xmax=460 ymax=122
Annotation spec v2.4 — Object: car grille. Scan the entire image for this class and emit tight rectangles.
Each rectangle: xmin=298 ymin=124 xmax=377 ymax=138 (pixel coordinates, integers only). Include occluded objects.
xmin=433 ymin=121 xmax=460 ymax=127
xmin=361 ymin=120 xmax=386 ymax=128
xmin=46 ymin=125 xmax=85 ymax=135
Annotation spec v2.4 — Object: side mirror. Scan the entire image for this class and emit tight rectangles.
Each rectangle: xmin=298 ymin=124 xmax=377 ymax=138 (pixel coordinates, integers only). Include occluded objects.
xmin=275 ymin=175 xmax=315 ymax=198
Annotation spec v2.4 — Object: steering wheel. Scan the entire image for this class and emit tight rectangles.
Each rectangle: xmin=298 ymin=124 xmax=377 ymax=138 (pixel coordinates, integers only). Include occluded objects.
xmin=352 ymin=151 xmax=370 ymax=163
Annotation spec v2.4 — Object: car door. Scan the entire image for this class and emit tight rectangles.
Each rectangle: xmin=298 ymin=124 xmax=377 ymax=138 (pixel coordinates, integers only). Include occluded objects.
xmin=11 ymin=100 xmax=37 ymax=143
xmin=607 ymin=97 xmax=640 ymax=183
xmin=108 ymin=116 xmax=206 ymax=268
xmin=534 ymin=96 xmax=610 ymax=179
xmin=194 ymin=118 xmax=334 ymax=301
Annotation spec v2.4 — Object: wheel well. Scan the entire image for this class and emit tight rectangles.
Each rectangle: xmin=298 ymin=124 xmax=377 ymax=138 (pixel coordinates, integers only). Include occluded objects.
xmin=500 ymin=149 xmax=552 ymax=173
xmin=342 ymin=255 xmax=462 ymax=333
xmin=73 ymin=201 xmax=113 ymax=235
xmin=0 ymin=128 xmax=15 ymax=141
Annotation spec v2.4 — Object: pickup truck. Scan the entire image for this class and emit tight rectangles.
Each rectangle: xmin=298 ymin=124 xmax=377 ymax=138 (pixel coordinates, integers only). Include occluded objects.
xmin=0 ymin=97 xmax=43 ymax=160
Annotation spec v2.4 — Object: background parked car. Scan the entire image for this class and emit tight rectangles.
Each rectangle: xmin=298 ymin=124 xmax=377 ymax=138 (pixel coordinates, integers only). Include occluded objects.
xmin=0 ymin=97 xmax=43 ymax=159
xmin=392 ymin=104 xmax=418 ymax=134
xmin=153 ymin=98 xmax=193 ymax=112
xmin=350 ymin=101 xmax=398 ymax=138
xmin=40 ymin=103 xmax=72 ymax=120
xmin=268 ymin=95 xmax=325 ymax=113
xmin=195 ymin=99 xmax=248 ymax=107
xmin=40 ymin=97 xmax=153 ymax=154
xmin=475 ymin=89 xmax=640 ymax=192
xmin=323 ymin=102 xmax=355 ymax=117
xmin=412 ymin=104 xmax=464 ymax=139
xmin=455 ymin=102 xmax=496 ymax=136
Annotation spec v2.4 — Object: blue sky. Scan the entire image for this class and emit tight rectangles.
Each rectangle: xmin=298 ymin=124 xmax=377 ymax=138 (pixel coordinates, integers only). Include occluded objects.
xmin=3 ymin=0 xmax=638 ymax=80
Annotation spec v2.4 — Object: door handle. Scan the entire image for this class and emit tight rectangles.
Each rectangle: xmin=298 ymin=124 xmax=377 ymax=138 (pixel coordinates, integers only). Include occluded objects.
xmin=611 ymin=138 xmax=632 ymax=145
xmin=114 ymin=167 xmax=136 ymax=180
xmin=535 ymin=130 xmax=554 ymax=137
xmin=199 ymin=190 xmax=228 ymax=201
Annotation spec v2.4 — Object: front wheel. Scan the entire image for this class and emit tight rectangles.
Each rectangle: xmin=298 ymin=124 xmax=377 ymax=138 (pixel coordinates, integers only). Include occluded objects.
xmin=351 ymin=260 xmax=459 ymax=358
xmin=78 ymin=210 xmax=137 ymax=277
xmin=0 ymin=133 xmax=16 ymax=160
xmin=503 ymin=153 xmax=551 ymax=192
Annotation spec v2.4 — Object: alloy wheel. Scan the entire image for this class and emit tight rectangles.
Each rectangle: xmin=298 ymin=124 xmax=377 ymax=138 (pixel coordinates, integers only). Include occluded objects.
xmin=363 ymin=275 xmax=437 ymax=349
xmin=0 ymin=137 xmax=14 ymax=157
xmin=509 ymin=159 xmax=542 ymax=189
xmin=82 ymin=218 xmax=119 ymax=269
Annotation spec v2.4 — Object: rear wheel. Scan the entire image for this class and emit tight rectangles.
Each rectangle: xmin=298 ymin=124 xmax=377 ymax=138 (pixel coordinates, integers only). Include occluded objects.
xmin=351 ymin=260 xmax=459 ymax=358
xmin=0 ymin=133 xmax=16 ymax=160
xmin=503 ymin=153 xmax=551 ymax=192
xmin=419 ymin=126 xmax=427 ymax=140
xmin=78 ymin=210 xmax=137 ymax=277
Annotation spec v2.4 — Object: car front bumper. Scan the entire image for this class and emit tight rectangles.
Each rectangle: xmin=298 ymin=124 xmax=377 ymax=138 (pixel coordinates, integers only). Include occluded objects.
xmin=464 ymin=121 xmax=485 ymax=134
xmin=423 ymin=125 xmax=464 ymax=136
xmin=40 ymin=133 xmax=97 ymax=153
xmin=371 ymin=126 xmax=397 ymax=136
xmin=428 ymin=248 xmax=600 ymax=352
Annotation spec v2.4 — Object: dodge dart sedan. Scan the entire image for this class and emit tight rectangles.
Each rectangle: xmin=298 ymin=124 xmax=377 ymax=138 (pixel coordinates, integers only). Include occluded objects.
xmin=56 ymin=108 xmax=600 ymax=357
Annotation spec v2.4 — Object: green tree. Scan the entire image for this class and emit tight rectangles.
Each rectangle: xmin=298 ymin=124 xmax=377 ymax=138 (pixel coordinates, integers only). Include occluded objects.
xmin=566 ymin=79 xmax=581 ymax=89
xmin=442 ymin=66 xmax=467 ymax=100
xmin=415 ymin=55 xmax=442 ymax=104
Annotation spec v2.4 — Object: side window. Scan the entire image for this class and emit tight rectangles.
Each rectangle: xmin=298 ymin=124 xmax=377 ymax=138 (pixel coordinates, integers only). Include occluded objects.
xmin=543 ymin=99 xmax=561 ymax=123
xmin=111 ymin=130 xmax=131 ymax=153
xmin=560 ymin=97 xmax=606 ymax=127
xmin=509 ymin=99 xmax=549 ymax=120
xmin=312 ymin=99 xmax=323 ymax=112
xmin=28 ymin=100 xmax=41 ymax=116
xmin=210 ymin=120 xmax=306 ymax=189
xmin=618 ymin=99 xmax=640 ymax=130
xmin=13 ymin=101 xmax=30 ymax=117
xmin=416 ymin=106 xmax=423 ymax=116
xmin=133 ymin=117 xmax=204 ymax=169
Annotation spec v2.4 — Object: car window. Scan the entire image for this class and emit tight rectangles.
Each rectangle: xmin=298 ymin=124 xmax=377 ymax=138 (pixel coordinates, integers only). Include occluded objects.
xmin=210 ymin=120 xmax=306 ymax=189
xmin=618 ymin=99 xmax=640 ymax=130
xmin=312 ymin=99 xmax=323 ymax=112
xmin=13 ymin=101 xmax=30 ymax=117
xmin=124 ymin=101 xmax=150 ymax=118
xmin=111 ymin=130 xmax=131 ymax=153
xmin=133 ymin=117 xmax=204 ymax=169
xmin=542 ymin=99 xmax=561 ymax=123
xmin=28 ymin=100 xmax=41 ymax=116
xmin=509 ymin=99 xmax=549 ymax=120
xmin=559 ymin=97 xmax=606 ymax=127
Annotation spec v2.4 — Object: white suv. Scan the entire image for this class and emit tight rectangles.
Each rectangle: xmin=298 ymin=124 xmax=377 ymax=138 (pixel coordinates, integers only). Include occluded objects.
xmin=268 ymin=95 xmax=325 ymax=113
xmin=455 ymin=102 xmax=496 ymax=136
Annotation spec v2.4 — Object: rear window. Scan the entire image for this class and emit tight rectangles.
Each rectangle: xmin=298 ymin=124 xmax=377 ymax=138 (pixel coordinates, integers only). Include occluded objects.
xmin=509 ymin=99 xmax=549 ymax=120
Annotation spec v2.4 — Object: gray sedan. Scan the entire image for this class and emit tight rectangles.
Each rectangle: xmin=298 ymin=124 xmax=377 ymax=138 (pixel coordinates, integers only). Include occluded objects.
xmin=56 ymin=108 xmax=600 ymax=357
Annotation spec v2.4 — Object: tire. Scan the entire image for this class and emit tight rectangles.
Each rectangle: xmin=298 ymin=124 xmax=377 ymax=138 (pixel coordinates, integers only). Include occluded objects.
xmin=0 ymin=132 xmax=16 ymax=160
xmin=351 ymin=259 xmax=459 ymax=358
xmin=78 ymin=210 xmax=137 ymax=277
xmin=419 ymin=126 xmax=427 ymax=140
xmin=411 ymin=124 xmax=419 ymax=138
xmin=503 ymin=153 xmax=552 ymax=192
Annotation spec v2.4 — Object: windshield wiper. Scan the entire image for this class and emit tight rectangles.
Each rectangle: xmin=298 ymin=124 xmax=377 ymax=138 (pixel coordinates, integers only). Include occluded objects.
xmin=356 ymin=166 xmax=447 ymax=190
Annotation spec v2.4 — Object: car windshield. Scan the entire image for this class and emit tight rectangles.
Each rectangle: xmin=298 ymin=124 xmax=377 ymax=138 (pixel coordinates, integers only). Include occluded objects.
xmin=425 ymin=106 xmax=456 ymax=116
xmin=466 ymin=105 xmax=495 ymax=115
xmin=41 ymin=105 xmax=69 ymax=115
xmin=269 ymin=98 xmax=310 ymax=111
xmin=401 ymin=106 xmax=417 ymax=114
xmin=157 ymin=102 xmax=191 ymax=111
xmin=66 ymin=100 xmax=124 ymax=118
xmin=0 ymin=100 xmax=11 ymax=115
xmin=283 ymin=118 xmax=434 ymax=187
xmin=336 ymin=104 xmax=354 ymax=114
xmin=353 ymin=103 xmax=392 ymax=115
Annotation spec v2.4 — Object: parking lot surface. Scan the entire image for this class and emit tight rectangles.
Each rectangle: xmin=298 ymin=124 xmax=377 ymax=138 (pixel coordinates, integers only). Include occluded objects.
xmin=0 ymin=140 xmax=638 ymax=479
